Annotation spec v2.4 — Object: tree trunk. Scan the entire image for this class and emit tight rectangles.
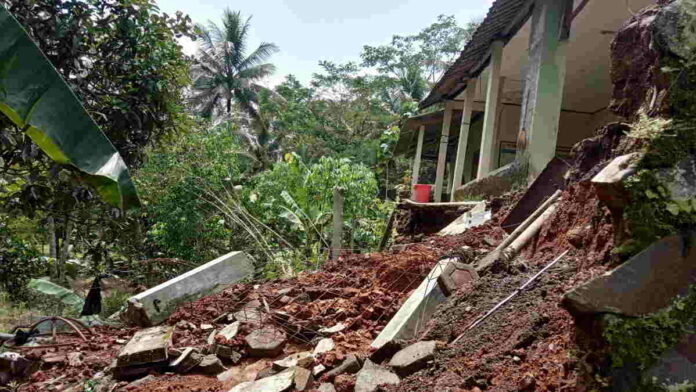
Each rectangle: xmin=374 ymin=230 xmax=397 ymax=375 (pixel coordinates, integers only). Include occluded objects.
xmin=226 ymin=97 xmax=231 ymax=114
xmin=47 ymin=216 xmax=57 ymax=259
xmin=57 ymin=213 xmax=75 ymax=282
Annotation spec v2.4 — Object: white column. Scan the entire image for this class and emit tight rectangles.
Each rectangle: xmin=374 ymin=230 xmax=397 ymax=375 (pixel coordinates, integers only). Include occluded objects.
xmin=477 ymin=40 xmax=504 ymax=179
xmin=434 ymin=102 xmax=453 ymax=202
xmin=411 ymin=125 xmax=425 ymax=190
xmin=450 ymin=79 xmax=477 ymax=200
xmin=519 ymin=0 xmax=571 ymax=179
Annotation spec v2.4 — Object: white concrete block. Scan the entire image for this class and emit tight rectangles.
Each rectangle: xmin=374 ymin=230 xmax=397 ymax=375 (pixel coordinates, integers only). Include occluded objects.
xmin=371 ymin=259 xmax=455 ymax=350
xmin=123 ymin=251 xmax=254 ymax=326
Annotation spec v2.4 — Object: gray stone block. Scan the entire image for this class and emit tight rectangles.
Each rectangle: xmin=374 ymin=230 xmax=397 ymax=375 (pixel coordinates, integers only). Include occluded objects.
xmin=388 ymin=341 xmax=437 ymax=377
xmin=116 ymin=326 xmax=174 ymax=367
xmin=245 ymin=327 xmax=287 ymax=358
xmin=562 ymin=234 xmax=696 ymax=316
xmin=354 ymin=360 xmax=400 ymax=392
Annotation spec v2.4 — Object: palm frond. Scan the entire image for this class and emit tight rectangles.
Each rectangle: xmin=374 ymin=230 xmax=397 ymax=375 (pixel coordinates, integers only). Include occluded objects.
xmin=237 ymin=42 xmax=280 ymax=72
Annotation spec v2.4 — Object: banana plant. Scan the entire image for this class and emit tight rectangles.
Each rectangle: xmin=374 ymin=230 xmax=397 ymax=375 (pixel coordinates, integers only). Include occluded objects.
xmin=0 ymin=5 xmax=139 ymax=210
xmin=27 ymin=278 xmax=84 ymax=315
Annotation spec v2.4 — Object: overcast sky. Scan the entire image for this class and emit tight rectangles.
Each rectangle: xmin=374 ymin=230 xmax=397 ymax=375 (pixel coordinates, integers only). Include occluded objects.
xmin=155 ymin=0 xmax=493 ymax=86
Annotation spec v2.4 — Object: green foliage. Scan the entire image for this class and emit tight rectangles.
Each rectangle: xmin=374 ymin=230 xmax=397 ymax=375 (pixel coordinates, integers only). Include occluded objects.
xmin=0 ymin=225 xmax=45 ymax=301
xmin=27 ymin=278 xmax=84 ymax=315
xmin=101 ymin=289 xmax=130 ymax=318
xmin=619 ymin=110 xmax=696 ymax=258
xmin=602 ymin=286 xmax=695 ymax=382
xmin=246 ymin=155 xmax=389 ymax=276
xmin=136 ymin=126 xmax=247 ymax=262
xmin=0 ymin=5 xmax=139 ymax=209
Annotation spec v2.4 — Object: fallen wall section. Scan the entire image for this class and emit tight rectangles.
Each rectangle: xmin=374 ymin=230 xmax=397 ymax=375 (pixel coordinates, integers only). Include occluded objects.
xmin=371 ymin=259 xmax=455 ymax=350
xmin=122 ymin=251 xmax=254 ymax=326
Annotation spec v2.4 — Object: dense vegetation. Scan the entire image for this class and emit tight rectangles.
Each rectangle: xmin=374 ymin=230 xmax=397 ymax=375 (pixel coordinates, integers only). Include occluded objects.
xmin=0 ymin=0 xmax=477 ymax=315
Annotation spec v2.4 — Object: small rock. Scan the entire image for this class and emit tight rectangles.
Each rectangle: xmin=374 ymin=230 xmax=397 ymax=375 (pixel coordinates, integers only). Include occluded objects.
xmin=355 ymin=359 xmax=400 ymax=392
xmin=245 ymin=327 xmax=287 ymax=358
xmin=312 ymin=364 xmax=326 ymax=376
xmin=324 ymin=354 xmax=361 ymax=379
xmin=277 ymin=288 xmax=292 ymax=296
xmin=200 ymin=324 xmax=214 ymax=331
xmin=272 ymin=351 xmax=314 ymax=370
xmin=513 ymin=356 xmax=521 ymax=363
xmin=318 ymin=323 xmax=347 ymax=335
xmin=313 ymin=338 xmax=334 ymax=356
xmin=115 ymin=339 xmax=127 ymax=344
xmin=217 ymin=321 xmax=241 ymax=341
xmin=212 ymin=345 xmax=242 ymax=363
xmin=519 ymin=374 xmax=536 ymax=391
xmin=279 ymin=295 xmax=293 ymax=305
xmin=230 ymin=368 xmax=295 ymax=392
xmin=196 ymin=354 xmax=226 ymax=375
xmin=294 ymin=366 xmax=314 ymax=391
xmin=369 ymin=339 xmax=406 ymax=363
xmin=206 ymin=329 xmax=218 ymax=345
xmin=388 ymin=341 xmax=437 ymax=377
xmin=317 ymin=383 xmax=337 ymax=392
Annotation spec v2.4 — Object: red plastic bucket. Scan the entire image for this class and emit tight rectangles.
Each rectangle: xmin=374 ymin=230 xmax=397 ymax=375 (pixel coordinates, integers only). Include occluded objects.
xmin=412 ymin=184 xmax=432 ymax=203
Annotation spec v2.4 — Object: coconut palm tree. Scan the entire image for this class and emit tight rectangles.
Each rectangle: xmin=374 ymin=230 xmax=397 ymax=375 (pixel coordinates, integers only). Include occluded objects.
xmin=190 ymin=9 xmax=279 ymax=121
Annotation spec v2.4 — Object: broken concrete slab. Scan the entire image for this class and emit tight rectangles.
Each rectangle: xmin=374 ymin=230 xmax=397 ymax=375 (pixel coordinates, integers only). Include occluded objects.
xmin=324 ymin=354 xmax=361 ymax=379
xmin=245 ymin=327 xmax=287 ymax=358
xmin=229 ymin=368 xmax=295 ymax=392
xmin=272 ymin=351 xmax=314 ymax=370
xmin=122 ymin=251 xmax=254 ymax=326
xmin=313 ymin=338 xmax=334 ymax=356
xmin=562 ymin=234 xmax=696 ymax=316
xmin=371 ymin=259 xmax=454 ymax=350
xmin=354 ymin=359 xmax=400 ymax=392
xmin=116 ymin=326 xmax=174 ymax=367
xmin=501 ymin=157 xmax=568 ymax=233
xmin=196 ymin=354 xmax=226 ymax=375
xmin=437 ymin=262 xmax=478 ymax=296
xmin=294 ymin=366 xmax=314 ymax=391
xmin=453 ymin=161 xmax=525 ymax=201
xmin=217 ymin=321 xmax=240 ymax=341
xmin=169 ymin=347 xmax=203 ymax=374
xmin=388 ymin=341 xmax=437 ymax=377
xmin=592 ymin=153 xmax=640 ymax=210
xmin=438 ymin=201 xmax=491 ymax=236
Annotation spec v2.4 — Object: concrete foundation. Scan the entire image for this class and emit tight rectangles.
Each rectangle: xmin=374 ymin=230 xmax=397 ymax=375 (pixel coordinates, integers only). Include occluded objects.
xmin=122 ymin=251 xmax=254 ymax=326
xmin=371 ymin=259 xmax=456 ymax=350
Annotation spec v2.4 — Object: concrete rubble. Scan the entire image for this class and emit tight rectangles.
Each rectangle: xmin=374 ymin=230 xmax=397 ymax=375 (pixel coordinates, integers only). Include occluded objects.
xmin=121 ymin=251 xmax=254 ymax=327
xmin=354 ymin=359 xmax=400 ymax=392
xmin=244 ymin=327 xmax=287 ymax=357
xmin=113 ymin=326 xmax=173 ymax=379
xmin=388 ymin=340 xmax=438 ymax=377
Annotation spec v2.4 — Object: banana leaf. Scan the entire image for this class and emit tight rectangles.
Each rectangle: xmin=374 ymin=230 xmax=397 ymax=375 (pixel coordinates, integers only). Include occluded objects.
xmin=27 ymin=278 xmax=85 ymax=314
xmin=0 ymin=5 xmax=139 ymax=210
